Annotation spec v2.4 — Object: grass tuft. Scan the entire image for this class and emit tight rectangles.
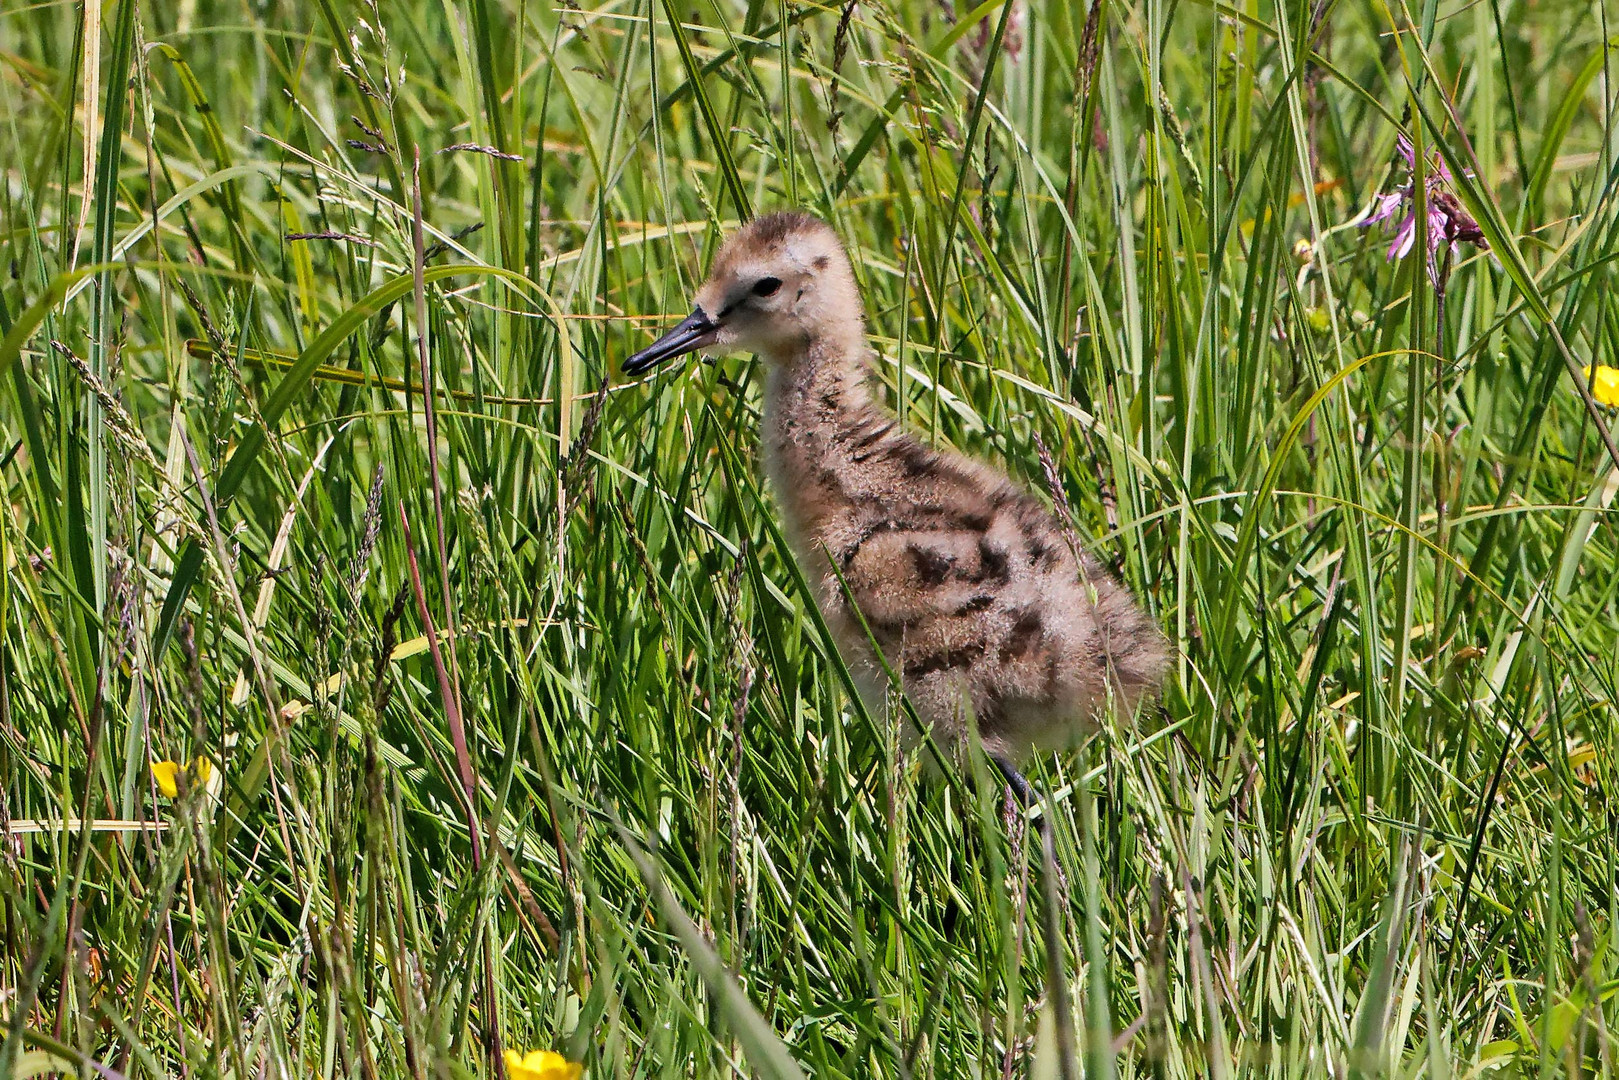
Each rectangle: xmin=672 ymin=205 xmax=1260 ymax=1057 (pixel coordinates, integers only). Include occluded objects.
xmin=3 ymin=0 xmax=1619 ymax=1074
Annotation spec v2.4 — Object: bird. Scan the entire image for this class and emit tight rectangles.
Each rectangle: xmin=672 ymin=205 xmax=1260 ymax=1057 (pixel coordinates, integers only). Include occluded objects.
xmin=623 ymin=210 xmax=1167 ymax=810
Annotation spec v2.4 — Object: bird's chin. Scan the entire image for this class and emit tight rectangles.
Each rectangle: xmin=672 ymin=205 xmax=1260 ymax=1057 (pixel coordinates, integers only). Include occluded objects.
xmin=716 ymin=336 xmax=796 ymax=364
xmin=703 ymin=335 xmax=745 ymax=357
xmin=754 ymin=333 xmax=820 ymax=366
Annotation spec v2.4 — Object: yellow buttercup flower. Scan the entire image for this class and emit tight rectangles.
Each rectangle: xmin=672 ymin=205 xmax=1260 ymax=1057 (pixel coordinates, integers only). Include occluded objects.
xmin=150 ymin=757 xmax=214 ymax=798
xmin=1582 ymin=365 xmax=1619 ymax=408
xmin=503 ymin=1049 xmax=581 ymax=1080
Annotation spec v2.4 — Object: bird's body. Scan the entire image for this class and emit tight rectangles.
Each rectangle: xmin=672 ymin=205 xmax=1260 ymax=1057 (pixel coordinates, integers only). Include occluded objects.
xmin=626 ymin=211 xmax=1166 ymax=770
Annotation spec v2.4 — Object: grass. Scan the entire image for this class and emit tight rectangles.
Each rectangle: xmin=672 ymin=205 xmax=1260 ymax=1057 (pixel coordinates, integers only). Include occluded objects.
xmin=2 ymin=0 xmax=1618 ymax=1074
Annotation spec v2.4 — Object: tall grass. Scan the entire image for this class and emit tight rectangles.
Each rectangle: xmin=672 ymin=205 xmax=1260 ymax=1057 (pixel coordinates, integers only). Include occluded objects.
xmin=2 ymin=0 xmax=1617 ymax=1074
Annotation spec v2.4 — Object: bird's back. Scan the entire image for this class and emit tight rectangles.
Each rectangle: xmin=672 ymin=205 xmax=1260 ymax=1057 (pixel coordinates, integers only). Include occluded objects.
xmin=763 ymin=376 xmax=1166 ymax=759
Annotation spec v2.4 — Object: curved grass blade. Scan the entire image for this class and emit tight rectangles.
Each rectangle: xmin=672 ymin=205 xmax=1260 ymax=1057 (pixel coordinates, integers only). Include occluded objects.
xmin=610 ymin=809 xmax=808 ymax=1080
xmin=151 ymin=263 xmax=532 ymax=658
xmin=1214 ymin=349 xmax=1419 ymax=644
xmin=658 ymin=0 xmax=751 ymax=220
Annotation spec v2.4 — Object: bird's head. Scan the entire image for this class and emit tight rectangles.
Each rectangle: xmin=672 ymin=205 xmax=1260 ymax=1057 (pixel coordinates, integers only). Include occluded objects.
xmin=623 ymin=211 xmax=864 ymax=376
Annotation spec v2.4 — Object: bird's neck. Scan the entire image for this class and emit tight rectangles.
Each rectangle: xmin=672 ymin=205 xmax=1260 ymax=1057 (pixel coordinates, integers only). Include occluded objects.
xmin=763 ymin=335 xmax=877 ymax=454
xmin=760 ymin=333 xmax=885 ymax=541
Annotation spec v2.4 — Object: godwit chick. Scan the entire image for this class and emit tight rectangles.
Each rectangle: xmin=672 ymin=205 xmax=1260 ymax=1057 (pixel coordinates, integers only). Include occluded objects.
xmin=624 ymin=211 xmax=1167 ymax=804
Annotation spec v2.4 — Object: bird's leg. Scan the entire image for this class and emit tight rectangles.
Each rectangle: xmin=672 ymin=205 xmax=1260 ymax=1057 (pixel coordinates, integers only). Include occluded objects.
xmin=991 ymin=752 xmax=1058 ymax=880
xmin=991 ymin=753 xmax=1048 ymax=841
xmin=990 ymin=753 xmax=1032 ymax=804
xmin=992 ymin=752 xmax=1033 ymax=879
xmin=990 ymin=752 xmax=1079 ymax=1080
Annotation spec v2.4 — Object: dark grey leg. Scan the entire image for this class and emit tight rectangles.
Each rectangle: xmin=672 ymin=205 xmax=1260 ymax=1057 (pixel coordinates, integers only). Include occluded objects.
xmin=991 ymin=752 xmax=1049 ymax=842
xmin=990 ymin=751 xmax=1077 ymax=1080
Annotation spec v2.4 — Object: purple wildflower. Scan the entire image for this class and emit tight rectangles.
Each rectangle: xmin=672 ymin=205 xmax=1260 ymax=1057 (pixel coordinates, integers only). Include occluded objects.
xmin=1362 ymin=134 xmax=1487 ymax=280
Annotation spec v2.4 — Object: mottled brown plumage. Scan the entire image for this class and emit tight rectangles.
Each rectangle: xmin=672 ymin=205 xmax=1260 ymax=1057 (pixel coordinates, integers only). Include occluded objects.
xmin=625 ymin=212 xmax=1167 ymax=774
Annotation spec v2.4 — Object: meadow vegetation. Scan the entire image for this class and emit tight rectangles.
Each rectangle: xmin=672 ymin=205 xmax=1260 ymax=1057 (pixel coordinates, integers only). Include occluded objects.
xmin=2 ymin=0 xmax=1618 ymax=1074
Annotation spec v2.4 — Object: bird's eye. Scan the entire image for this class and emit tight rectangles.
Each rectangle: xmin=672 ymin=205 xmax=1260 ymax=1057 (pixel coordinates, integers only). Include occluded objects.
xmin=752 ymin=276 xmax=782 ymax=298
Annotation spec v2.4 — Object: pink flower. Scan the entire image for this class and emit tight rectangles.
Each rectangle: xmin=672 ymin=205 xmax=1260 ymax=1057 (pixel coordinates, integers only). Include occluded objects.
xmin=1363 ymin=134 xmax=1487 ymax=280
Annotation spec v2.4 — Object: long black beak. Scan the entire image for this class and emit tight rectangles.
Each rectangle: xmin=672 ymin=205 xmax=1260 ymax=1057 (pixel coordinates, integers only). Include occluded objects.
xmin=623 ymin=306 xmax=717 ymax=376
